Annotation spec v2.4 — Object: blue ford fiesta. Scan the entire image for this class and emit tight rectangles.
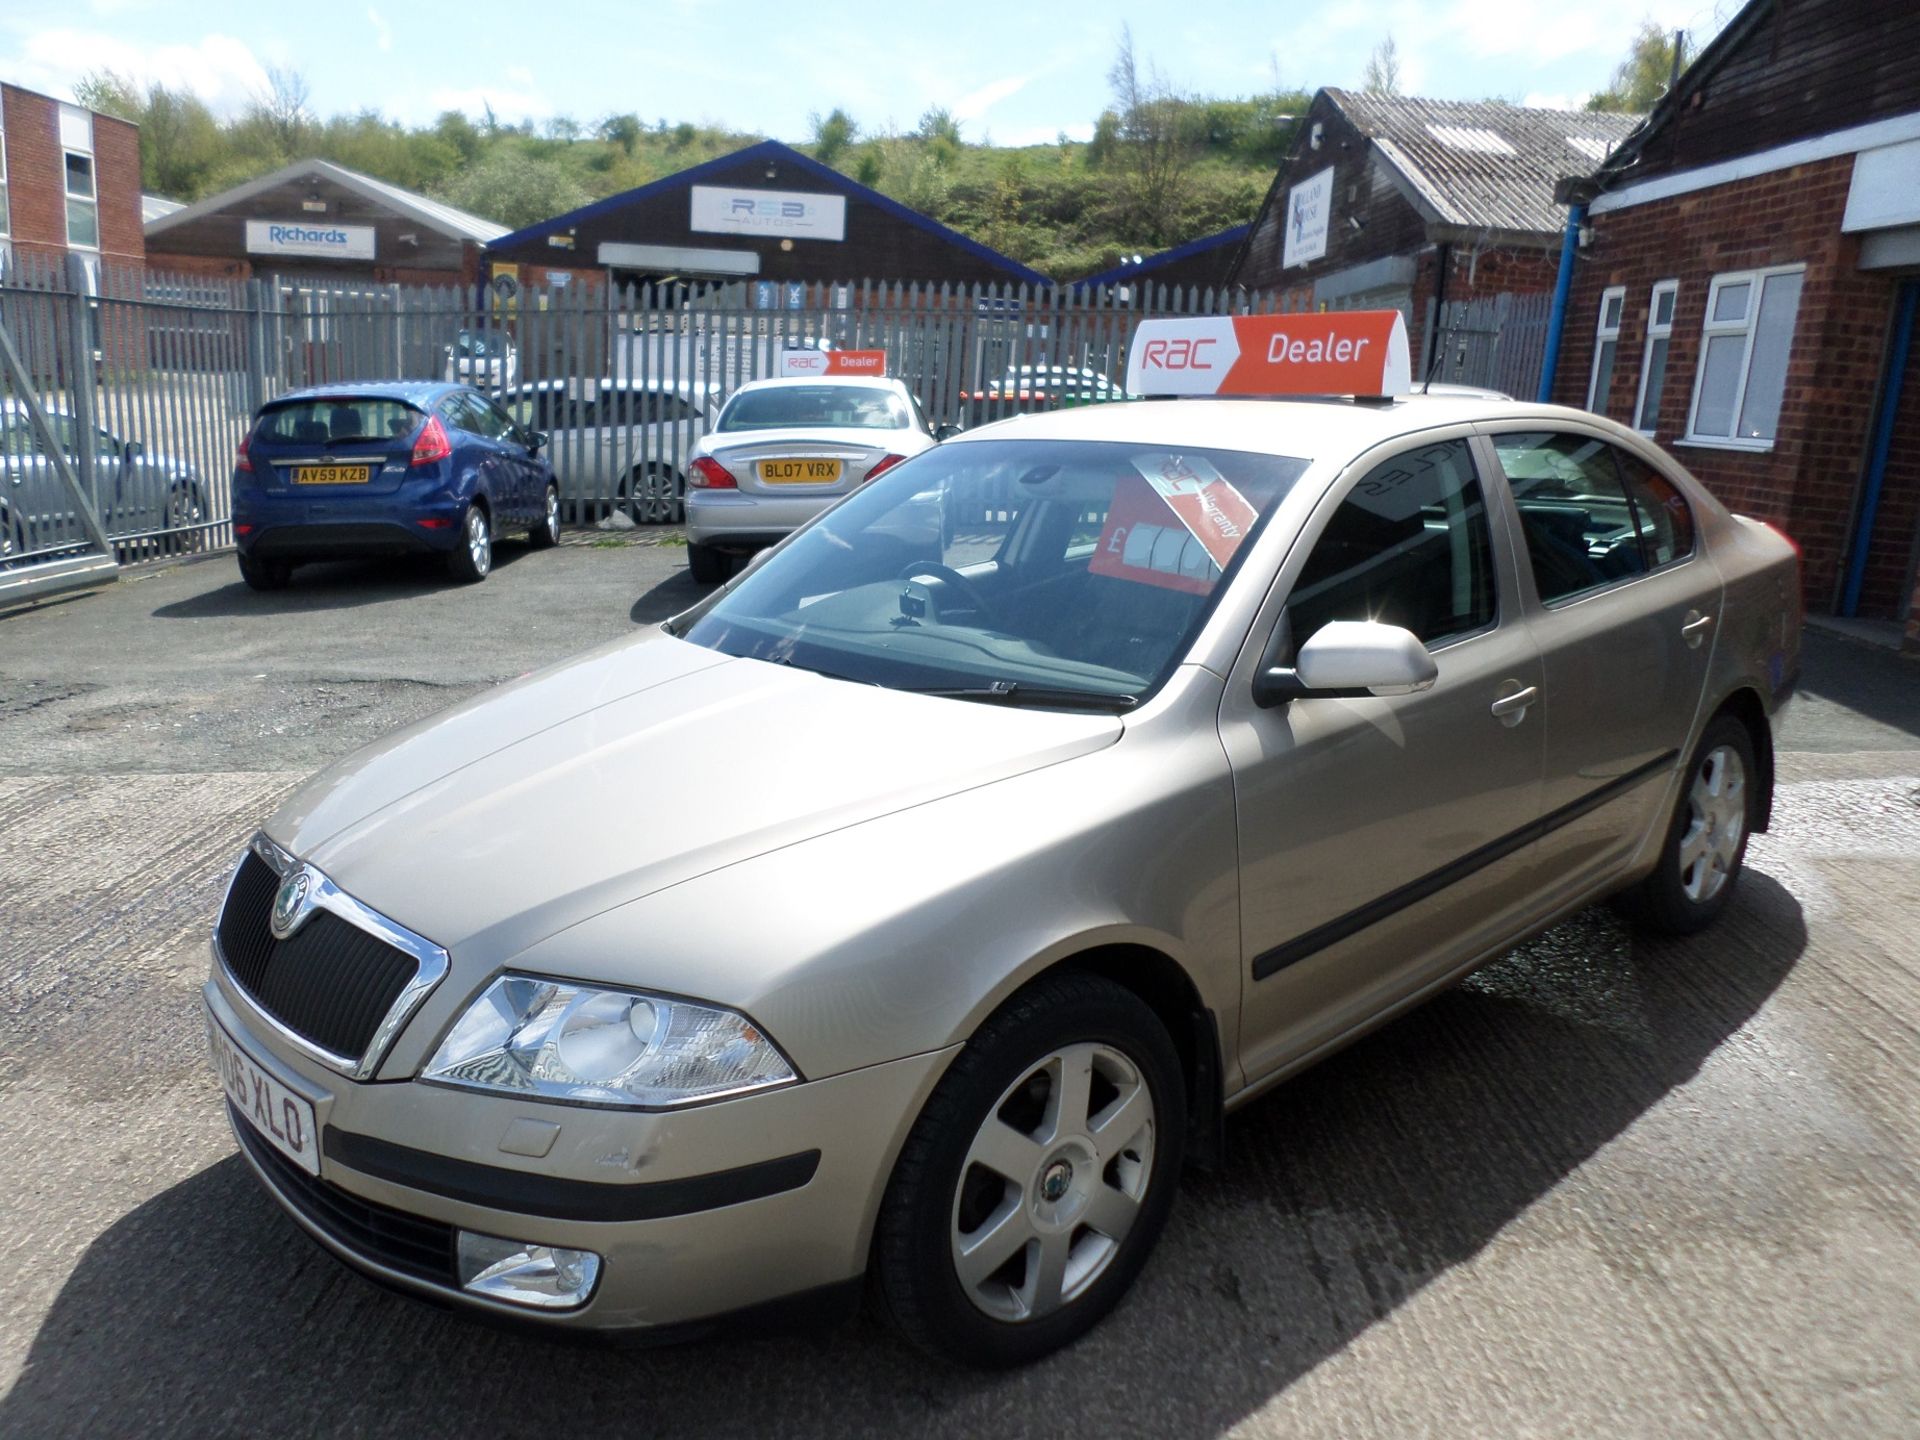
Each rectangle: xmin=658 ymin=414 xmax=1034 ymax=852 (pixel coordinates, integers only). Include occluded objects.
xmin=232 ymin=382 xmax=559 ymax=591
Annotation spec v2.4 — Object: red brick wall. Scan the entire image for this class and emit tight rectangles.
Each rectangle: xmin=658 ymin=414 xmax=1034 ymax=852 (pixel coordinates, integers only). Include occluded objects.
xmin=2 ymin=85 xmax=143 ymax=267
xmin=1553 ymin=155 xmax=1909 ymax=612
xmin=146 ymin=252 xmax=250 ymax=280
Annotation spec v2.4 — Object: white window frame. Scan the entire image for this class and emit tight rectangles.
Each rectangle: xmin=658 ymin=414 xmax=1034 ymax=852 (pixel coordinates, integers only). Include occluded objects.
xmin=1682 ymin=264 xmax=1807 ymax=453
xmin=1586 ymin=285 xmax=1627 ymax=414
xmin=63 ymin=148 xmax=99 ymax=252
xmin=1632 ymin=279 xmax=1679 ymax=436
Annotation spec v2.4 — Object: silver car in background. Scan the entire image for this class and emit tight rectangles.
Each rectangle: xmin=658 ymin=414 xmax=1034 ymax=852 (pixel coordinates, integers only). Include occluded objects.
xmin=201 ymin=392 xmax=1799 ymax=1367
xmin=2 ymin=398 xmax=208 ymax=563
xmin=503 ymin=378 xmax=721 ymax=525
xmin=683 ymin=375 xmax=936 ymax=584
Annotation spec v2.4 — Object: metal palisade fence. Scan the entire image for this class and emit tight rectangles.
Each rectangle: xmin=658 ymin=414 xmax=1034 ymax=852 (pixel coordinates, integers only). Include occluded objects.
xmin=0 ymin=248 xmax=1549 ymax=604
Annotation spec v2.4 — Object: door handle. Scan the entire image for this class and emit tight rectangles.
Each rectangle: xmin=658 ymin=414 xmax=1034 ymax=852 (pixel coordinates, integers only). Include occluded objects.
xmin=1490 ymin=685 xmax=1539 ymax=724
xmin=1681 ymin=611 xmax=1714 ymax=648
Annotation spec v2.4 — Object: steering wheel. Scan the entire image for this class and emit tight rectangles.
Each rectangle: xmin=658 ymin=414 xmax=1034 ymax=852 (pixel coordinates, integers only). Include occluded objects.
xmin=897 ymin=560 xmax=995 ymax=624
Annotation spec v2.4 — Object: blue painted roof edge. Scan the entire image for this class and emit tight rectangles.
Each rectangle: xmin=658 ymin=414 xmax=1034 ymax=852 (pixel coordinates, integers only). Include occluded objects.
xmin=486 ymin=139 xmax=1050 ymax=285
xmin=1070 ymin=224 xmax=1252 ymax=290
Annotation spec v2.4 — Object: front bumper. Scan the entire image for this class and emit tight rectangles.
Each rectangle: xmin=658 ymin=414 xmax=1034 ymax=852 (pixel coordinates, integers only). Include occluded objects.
xmin=204 ymin=975 xmax=955 ymax=1332
xmin=685 ymin=489 xmax=840 ymax=550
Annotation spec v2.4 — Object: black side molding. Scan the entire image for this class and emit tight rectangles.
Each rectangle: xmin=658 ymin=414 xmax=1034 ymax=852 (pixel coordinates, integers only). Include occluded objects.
xmin=325 ymin=1128 xmax=821 ymax=1224
xmin=1253 ymin=749 xmax=1680 ymax=981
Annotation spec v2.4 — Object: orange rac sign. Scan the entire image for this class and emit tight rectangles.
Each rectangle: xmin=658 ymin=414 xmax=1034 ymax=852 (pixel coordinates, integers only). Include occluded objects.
xmin=1125 ymin=310 xmax=1410 ymax=398
xmin=778 ymin=348 xmax=887 ymax=378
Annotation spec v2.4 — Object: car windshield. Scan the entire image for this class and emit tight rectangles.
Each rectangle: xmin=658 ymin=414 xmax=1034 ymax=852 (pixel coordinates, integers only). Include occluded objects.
xmin=257 ymin=399 xmax=421 ymax=445
xmin=681 ymin=438 xmax=1310 ymax=707
xmin=717 ymin=385 xmax=909 ymax=432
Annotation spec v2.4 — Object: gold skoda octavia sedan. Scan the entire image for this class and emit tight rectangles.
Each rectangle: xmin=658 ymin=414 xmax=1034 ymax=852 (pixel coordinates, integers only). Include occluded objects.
xmin=204 ymin=375 xmax=1800 ymax=1366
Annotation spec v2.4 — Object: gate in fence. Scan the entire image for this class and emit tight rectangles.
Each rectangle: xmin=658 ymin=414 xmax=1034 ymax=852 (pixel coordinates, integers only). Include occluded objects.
xmin=0 ymin=249 xmax=1557 ymax=606
xmin=1418 ymin=291 xmax=1553 ymax=399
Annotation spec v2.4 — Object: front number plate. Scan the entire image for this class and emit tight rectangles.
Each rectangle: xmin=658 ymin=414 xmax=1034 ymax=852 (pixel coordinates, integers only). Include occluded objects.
xmin=757 ymin=459 xmax=843 ymax=485
xmin=206 ymin=1007 xmax=321 ymax=1176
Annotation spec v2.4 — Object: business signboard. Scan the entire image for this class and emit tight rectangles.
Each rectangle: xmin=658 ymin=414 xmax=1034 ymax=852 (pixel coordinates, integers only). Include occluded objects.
xmin=779 ymin=349 xmax=887 ymax=377
xmin=245 ymin=220 xmax=377 ymax=261
xmin=690 ymin=186 xmax=847 ymax=241
xmin=1283 ymin=167 xmax=1333 ymax=269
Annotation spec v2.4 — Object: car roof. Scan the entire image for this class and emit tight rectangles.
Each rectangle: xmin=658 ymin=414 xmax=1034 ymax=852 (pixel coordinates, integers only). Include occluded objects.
xmin=727 ymin=376 xmax=907 ymax=394
xmin=267 ymin=381 xmax=463 ymax=407
xmin=951 ymin=395 xmax=1621 ymax=461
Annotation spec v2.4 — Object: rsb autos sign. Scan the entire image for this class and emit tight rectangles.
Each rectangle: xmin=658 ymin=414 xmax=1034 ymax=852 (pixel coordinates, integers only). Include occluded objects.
xmin=245 ymin=219 xmax=377 ymax=260
xmin=689 ymin=186 xmax=847 ymax=241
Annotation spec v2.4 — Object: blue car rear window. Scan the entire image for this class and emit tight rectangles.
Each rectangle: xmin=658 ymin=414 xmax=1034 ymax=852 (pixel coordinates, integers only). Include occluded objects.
xmin=258 ymin=399 xmax=421 ymax=446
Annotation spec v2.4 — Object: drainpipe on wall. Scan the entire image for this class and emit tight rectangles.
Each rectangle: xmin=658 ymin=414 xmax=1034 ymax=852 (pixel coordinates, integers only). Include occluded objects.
xmin=1537 ymin=201 xmax=1585 ymax=403
xmin=1839 ymin=277 xmax=1919 ymax=618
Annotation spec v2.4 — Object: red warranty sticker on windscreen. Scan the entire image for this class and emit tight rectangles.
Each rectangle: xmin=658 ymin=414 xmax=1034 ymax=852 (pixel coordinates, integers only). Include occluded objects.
xmin=1089 ymin=457 xmax=1262 ymax=596
xmin=1132 ymin=453 xmax=1259 ymax=569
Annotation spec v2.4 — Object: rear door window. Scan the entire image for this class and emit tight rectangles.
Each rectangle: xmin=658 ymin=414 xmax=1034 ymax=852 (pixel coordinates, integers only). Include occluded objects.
xmin=1492 ymin=431 xmax=1692 ymax=602
xmin=1286 ymin=439 xmax=1497 ymax=649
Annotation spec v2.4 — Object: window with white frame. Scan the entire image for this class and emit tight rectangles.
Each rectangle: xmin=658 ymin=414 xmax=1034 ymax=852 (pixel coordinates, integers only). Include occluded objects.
xmin=1633 ymin=280 xmax=1678 ymax=435
xmin=60 ymin=103 xmax=97 ymax=250
xmin=1686 ymin=266 xmax=1805 ymax=448
xmin=1587 ymin=286 xmax=1626 ymax=415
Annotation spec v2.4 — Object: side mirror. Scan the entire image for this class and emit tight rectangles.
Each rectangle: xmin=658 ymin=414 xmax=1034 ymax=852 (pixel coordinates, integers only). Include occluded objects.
xmin=740 ymin=547 xmax=775 ymax=576
xmin=1252 ymin=620 xmax=1439 ymax=708
xmin=932 ymin=422 xmax=963 ymax=442
xmin=525 ymin=428 xmax=548 ymax=453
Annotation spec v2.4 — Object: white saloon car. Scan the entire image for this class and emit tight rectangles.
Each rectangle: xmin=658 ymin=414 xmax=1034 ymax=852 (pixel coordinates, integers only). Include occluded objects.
xmin=683 ymin=375 xmax=937 ymax=584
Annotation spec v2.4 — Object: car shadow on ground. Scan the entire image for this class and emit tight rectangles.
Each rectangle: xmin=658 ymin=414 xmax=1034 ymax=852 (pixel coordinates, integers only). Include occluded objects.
xmin=147 ymin=546 xmax=541 ymax=619
xmin=1798 ymin=628 xmax=1920 ymax=742
xmin=631 ymin=568 xmax=706 ymax=625
xmin=1 ymin=878 xmax=1805 ymax=1440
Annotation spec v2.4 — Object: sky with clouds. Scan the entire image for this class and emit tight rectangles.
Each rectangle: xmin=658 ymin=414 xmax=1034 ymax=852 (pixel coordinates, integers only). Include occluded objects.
xmin=1 ymin=0 xmax=1740 ymax=145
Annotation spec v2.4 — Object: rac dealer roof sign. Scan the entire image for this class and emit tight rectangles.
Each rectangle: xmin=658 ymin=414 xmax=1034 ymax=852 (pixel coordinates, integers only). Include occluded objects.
xmin=1124 ymin=311 xmax=1410 ymax=398
xmin=245 ymin=220 xmax=376 ymax=261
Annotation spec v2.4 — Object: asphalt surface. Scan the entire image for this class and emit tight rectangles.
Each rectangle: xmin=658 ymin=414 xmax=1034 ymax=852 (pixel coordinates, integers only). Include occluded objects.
xmin=2 ymin=540 xmax=1918 ymax=1438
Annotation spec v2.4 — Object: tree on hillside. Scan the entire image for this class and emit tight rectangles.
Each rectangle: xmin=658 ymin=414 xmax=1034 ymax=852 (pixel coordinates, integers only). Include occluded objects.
xmin=599 ymin=113 xmax=642 ymax=157
xmin=1363 ymin=36 xmax=1401 ymax=96
xmin=439 ymin=148 xmax=590 ymax=228
xmin=257 ymin=67 xmax=312 ymax=156
xmin=75 ymin=71 xmax=223 ymax=198
xmin=1106 ymin=25 xmax=1200 ymax=246
xmin=811 ymin=108 xmax=858 ymax=164
xmin=1587 ymin=21 xmax=1691 ymax=112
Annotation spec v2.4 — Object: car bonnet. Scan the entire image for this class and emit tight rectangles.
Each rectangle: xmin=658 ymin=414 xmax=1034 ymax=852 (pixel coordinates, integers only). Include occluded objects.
xmin=266 ymin=628 xmax=1121 ymax=962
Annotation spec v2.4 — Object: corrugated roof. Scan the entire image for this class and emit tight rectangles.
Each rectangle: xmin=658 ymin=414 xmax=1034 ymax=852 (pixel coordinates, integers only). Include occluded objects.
xmin=1328 ymin=89 xmax=1643 ymax=236
xmin=141 ymin=194 xmax=184 ymax=225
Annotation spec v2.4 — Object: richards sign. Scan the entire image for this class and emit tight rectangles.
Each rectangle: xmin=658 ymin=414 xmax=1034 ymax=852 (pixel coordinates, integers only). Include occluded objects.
xmin=245 ymin=220 xmax=377 ymax=261
xmin=690 ymin=186 xmax=847 ymax=241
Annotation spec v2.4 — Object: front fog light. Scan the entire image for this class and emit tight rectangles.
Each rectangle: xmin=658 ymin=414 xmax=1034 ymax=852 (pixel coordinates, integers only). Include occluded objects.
xmin=456 ymin=1230 xmax=601 ymax=1310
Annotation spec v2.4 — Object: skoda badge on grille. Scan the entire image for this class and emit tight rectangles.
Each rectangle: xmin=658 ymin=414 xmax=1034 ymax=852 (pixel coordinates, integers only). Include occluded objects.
xmin=270 ymin=869 xmax=314 ymax=941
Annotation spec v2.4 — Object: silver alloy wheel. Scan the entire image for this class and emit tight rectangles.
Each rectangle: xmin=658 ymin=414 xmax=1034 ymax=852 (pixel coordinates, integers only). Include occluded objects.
xmin=1680 ymin=743 xmax=1746 ymax=903
xmin=628 ymin=467 xmax=679 ymax=524
xmin=950 ymin=1042 xmax=1156 ymax=1323
xmin=543 ymin=485 xmax=559 ymax=541
xmin=466 ymin=507 xmax=492 ymax=575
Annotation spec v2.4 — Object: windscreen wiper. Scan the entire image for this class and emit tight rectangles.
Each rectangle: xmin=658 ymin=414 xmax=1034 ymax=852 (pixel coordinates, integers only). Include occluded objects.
xmin=902 ymin=680 xmax=1138 ymax=712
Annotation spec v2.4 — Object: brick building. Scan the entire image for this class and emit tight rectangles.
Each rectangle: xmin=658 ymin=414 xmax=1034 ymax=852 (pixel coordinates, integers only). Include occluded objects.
xmin=484 ymin=140 xmax=1045 ymax=296
xmin=0 ymin=81 xmax=144 ymax=280
xmin=144 ymin=158 xmax=503 ymax=289
xmin=1550 ymin=0 xmax=1920 ymax=644
xmin=1231 ymin=90 xmax=1639 ymax=364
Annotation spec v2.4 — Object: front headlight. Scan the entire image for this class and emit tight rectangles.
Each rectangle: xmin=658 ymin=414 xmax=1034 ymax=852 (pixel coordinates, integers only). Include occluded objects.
xmin=421 ymin=975 xmax=798 ymax=1108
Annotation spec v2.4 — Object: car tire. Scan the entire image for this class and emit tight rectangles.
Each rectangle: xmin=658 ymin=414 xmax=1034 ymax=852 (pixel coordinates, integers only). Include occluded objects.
xmin=687 ymin=541 xmax=731 ymax=586
xmin=165 ymin=482 xmax=206 ymax=555
xmin=626 ymin=465 xmax=683 ymax=526
xmin=448 ymin=502 xmax=492 ymax=583
xmin=528 ymin=483 xmax=560 ymax=549
xmin=870 ymin=971 xmax=1186 ymax=1368
xmin=1616 ymin=713 xmax=1757 ymax=936
xmin=237 ymin=554 xmax=291 ymax=592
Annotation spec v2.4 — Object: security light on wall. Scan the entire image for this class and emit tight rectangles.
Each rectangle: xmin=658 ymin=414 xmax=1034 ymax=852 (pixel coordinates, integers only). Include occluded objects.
xmin=398 ymin=232 xmax=419 ymax=246
xmin=1310 ymin=122 xmax=1324 ymax=149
